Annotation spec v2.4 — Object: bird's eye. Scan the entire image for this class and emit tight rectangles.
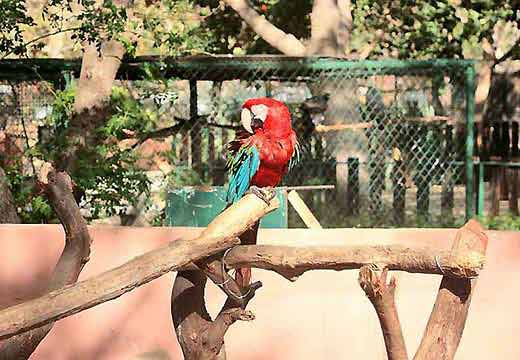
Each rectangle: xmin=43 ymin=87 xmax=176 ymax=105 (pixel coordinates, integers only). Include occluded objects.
xmin=250 ymin=104 xmax=268 ymax=122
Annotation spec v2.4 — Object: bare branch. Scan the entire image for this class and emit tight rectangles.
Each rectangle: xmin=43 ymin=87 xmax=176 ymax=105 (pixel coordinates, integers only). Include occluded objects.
xmin=220 ymin=244 xmax=485 ymax=281
xmin=414 ymin=219 xmax=488 ymax=360
xmin=359 ymin=266 xmax=408 ymax=360
xmin=336 ymin=0 xmax=353 ymax=52
xmin=308 ymin=0 xmax=342 ymax=55
xmin=0 ymin=194 xmax=279 ymax=341
xmin=0 ymin=167 xmax=92 ymax=360
xmin=172 ymin=268 xmax=260 ymax=360
xmin=223 ymin=0 xmax=306 ymax=56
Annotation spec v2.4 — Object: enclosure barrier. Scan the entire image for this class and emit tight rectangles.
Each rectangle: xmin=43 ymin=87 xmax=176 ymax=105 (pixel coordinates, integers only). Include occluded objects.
xmin=0 ymin=57 xmax=481 ymax=227
xmin=0 ymin=167 xmax=488 ymax=359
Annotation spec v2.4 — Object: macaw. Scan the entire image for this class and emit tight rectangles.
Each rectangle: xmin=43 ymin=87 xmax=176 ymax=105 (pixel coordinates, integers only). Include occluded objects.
xmin=225 ymin=97 xmax=299 ymax=286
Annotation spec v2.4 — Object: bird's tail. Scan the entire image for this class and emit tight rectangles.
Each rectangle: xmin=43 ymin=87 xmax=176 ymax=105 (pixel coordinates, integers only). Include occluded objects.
xmin=235 ymin=220 xmax=259 ymax=287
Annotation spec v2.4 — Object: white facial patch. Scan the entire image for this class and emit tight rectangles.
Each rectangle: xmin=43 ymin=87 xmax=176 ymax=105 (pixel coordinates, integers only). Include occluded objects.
xmin=241 ymin=108 xmax=253 ymax=133
xmin=250 ymin=104 xmax=268 ymax=122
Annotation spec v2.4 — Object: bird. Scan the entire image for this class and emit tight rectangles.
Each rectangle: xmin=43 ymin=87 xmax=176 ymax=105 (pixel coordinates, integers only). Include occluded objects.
xmin=225 ymin=97 xmax=299 ymax=287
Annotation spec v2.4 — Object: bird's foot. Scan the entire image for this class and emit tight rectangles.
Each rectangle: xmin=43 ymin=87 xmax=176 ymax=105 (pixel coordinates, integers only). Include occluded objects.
xmin=246 ymin=186 xmax=276 ymax=205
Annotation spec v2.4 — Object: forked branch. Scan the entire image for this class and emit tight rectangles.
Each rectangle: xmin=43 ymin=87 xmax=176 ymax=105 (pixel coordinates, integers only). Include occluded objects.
xmin=0 ymin=194 xmax=279 ymax=341
xmin=359 ymin=266 xmax=408 ymax=360
xmin=0 ymin=165 xmax=92 ymax=360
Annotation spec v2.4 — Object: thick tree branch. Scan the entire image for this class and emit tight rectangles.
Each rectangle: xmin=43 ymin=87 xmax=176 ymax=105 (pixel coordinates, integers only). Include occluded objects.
xmin=223 ymin=0 xmax=306 ymax=56
xmin=172 ymin=269 xmax=260 ymax=360
xmin=414 ymin=219 xmax=488 ymax=360
xmin=219 ymin=244 xmax=485 ymax=281
xmin=125 ymin=118 xmax=241 ymax=149
xmin=0 ymin=166 xmax=92 ymax=360
xmin=336 ymin=0 xmax=353 ymax=51
xmin=359 ymin=266 xmax=408 ymax=360
xmin=307 ymin=0 xmax=342 ymax=55
xmin=59 ymin=41 xmax=126 ymax=173
xmin=0 ymin=194 xmax=278 ymax=340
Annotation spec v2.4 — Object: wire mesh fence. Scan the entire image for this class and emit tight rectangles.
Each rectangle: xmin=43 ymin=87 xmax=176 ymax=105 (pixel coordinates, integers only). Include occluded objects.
xmin=0 ymin=57 xmax=476 ymax=227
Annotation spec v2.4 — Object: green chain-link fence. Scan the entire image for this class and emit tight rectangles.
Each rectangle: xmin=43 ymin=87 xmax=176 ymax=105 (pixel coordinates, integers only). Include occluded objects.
xmin=0 ymin=57 xmax=476 ymax=227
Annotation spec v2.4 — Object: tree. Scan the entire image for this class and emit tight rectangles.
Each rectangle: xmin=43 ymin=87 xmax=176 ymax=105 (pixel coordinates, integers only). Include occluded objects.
xmin=0 ymin=0 xmax=218 ymax=224
xmin=0 ymin=0 xmax=215 ymax=357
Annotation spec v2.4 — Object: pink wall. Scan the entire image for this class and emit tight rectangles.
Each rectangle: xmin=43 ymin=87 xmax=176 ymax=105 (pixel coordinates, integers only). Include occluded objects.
xmin=0 ymin=225 xmax=519 ymax=359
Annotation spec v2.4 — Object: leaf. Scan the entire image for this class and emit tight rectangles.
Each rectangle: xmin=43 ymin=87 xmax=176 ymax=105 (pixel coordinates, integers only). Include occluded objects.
xmin=453 ymin=22 xmax=464 ymax=39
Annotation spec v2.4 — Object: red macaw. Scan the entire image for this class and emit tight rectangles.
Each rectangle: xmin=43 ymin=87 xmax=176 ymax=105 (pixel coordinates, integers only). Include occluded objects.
xmin=225 ymin=97 xmax=299 ymax=286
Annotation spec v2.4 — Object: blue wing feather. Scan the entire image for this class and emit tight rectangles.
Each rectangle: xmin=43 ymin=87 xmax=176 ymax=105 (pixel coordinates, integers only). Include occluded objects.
xmin=225 ymin=145 xmax=260 ymax=204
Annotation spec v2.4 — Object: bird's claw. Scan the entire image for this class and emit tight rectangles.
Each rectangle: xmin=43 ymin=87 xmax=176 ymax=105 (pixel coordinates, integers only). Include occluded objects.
xmin=246 ymin=186 xmax=276 ymax=205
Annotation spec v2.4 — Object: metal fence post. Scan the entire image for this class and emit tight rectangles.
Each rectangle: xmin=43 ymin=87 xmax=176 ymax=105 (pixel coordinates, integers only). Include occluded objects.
xmin=465 ymin=63 xmax=476 ymax=220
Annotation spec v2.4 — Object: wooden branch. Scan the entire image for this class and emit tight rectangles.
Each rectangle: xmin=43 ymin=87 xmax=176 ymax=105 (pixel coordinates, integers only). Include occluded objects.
xmin=172 ymin=268 xmax=261 ymax=360
xmin=359 ymin=266 xmax=408 ymax=360
xmin=414 ymin=219 xmax=488 ymax=360
xmin=0 ymin=194 xmax=279 ymax=341
xmin=315 ymin=117 xmax=454 ymax=133
xmin=59 ymin=41 xmax=126 ymax=173
xmin=287 ymin=190 xmax=322 ymax=229
xmin=336 ymin=0 xmax=353 ymax=51
xmin=219 ymin=244 xmax=485 ymax=281
xmin=0 ymin=166 xmax=92 ymax=360
xmin=223 ymin=0 xmax=306 ymax=56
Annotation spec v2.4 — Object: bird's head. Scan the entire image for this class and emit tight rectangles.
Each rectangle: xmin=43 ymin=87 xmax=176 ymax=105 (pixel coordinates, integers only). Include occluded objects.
xmin=240 ymin=98 xmax=292 ymax=138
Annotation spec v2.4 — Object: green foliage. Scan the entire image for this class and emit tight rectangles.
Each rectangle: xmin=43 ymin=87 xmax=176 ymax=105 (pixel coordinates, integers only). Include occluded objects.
xmin=1 ymin=0 xmax=215 ymax=58
xmin=195 ymin=0 xmax=312 ymax=54
xmin=477 ymin=214 xmax=520 ymax=231
xmin=4 ymin=164 xmax=53 ymax=223
xmin=351 ymin=0 xmax=518 ymax=59
xmin=0 ymin=0 xmax=35 ymax=55
xmin=35 ymin=85 xmax=155 ymax=221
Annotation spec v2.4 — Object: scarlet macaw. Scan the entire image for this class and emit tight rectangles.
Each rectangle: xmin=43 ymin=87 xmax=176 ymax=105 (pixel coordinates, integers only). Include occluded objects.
xmin=225 ymin=97 xmax=299 ymax=286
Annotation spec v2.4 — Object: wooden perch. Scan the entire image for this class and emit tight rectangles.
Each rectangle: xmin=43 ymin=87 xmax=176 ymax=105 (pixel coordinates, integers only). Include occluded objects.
xmin=287 ymin=190 xmax=322 ymax=229
xmin=359 ymin=266 xmax=408 ymax=360
xmin=0 ymin=166 xmax=92 ymax=360
xmin=172 ymin=270 xmax=261 ymax=360
xmin=218 ymin=243 xmax=485 ymax=281
xmin=414 ymin=219 xmax=488 ymax=360
xmin=356 ymin=220 xmax=488 ymax=360
xmin=0 ymin=193 xmax=279 ymax=341
xmin=315 ymin=116 xmax=455 ymax=133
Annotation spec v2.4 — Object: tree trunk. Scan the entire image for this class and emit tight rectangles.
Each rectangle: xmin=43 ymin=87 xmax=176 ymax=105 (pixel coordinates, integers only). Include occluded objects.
xmin=58 ymin=41 xmax=125 ymax=173
xmin=0 ymin=167 xmax=20 ymax=224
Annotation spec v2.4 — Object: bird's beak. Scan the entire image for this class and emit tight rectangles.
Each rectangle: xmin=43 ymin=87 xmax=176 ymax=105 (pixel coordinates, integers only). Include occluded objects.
xmin=241 ymin=108 xmax=254 ymax=133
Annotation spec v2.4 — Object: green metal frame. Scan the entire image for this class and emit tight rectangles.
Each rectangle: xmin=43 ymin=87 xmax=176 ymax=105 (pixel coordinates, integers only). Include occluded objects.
xmin=465 ymin=64 xmax=476 ymax=220
xmin=0 ymin=56 xmax=475 ymax=81
xmin=0 ymin=56 xmax=478 ymax=223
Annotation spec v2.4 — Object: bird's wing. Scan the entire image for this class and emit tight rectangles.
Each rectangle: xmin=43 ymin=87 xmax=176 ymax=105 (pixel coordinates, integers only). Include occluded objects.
xmin=225 ymin=143 xmax=261 ymax=204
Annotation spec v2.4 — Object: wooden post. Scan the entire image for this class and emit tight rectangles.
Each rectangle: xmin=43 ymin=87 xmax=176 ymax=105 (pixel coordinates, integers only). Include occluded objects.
xmin=442 ymin=125 xmax=454 ymax=220
xmin=499 ymin=122 xmax=510 ymax=200
xmin=190 ymin=79 xmax=202 ymax=175
xmin=490 ymin=122 xmax=501 ymax=216
xmin=346 ymin=157 xmax=359 ymax=216
xmin=287 ymin=190 xmax=322 ymax=229
xmin=510 ymin=122 xmax=519 ymax=215
xmin=368 ymin=141 xmax=385 ymax=218
xmin=208 ymin=127 xmax=215 ymax=183
xmin=490 ymin=165 xmax=500 ymax=217
xmin=392 ymin=158 xmax=406 ymax=225
xmin=416 ymin=126 xmax=430 ymax=220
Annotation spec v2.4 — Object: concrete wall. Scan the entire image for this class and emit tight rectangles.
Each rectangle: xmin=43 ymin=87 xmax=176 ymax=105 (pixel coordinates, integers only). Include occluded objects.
xmin=0 ymin=225 xmax=518 ymax=359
